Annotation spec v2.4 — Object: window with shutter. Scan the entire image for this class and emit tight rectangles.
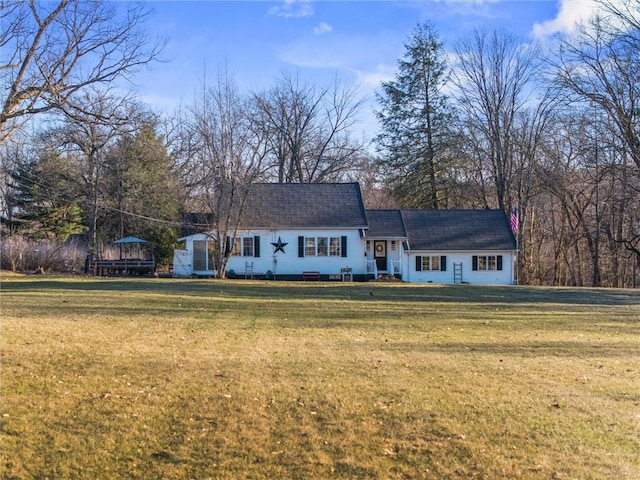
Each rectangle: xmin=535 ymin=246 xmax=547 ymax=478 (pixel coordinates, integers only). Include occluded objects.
xmin=473 ymin=255 xmax=501 ymax=271
xmin=417 ymin=255 xmax=445 ymax=271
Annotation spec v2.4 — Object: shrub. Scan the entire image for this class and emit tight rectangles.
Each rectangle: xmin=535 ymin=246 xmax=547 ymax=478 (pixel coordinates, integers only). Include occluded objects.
xmin=0 ymin=236 xmax=88 ymax=273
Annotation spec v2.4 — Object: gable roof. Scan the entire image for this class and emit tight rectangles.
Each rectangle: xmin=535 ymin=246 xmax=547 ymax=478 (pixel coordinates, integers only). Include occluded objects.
xmin=365 ymin=210 xmax=406 ymax=238
xmin=237 ymin=182 xmax=368 ymax=229
xmin=400 ymin=209 xmax=517 ymax=251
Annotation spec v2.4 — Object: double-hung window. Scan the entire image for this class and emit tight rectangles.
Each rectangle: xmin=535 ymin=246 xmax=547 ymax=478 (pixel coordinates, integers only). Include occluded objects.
xmin=228 ymin=236 xmax=260 ymax=257
xmin=305 ymin=237 xmax=316 ymax=256
xmin=242 ymin=237 xmax=254 ymax=257
xmin=329 ymin=237 xmax=341 ymax=256
xmin=415 ymin=255 xmax=446 ymax=271
xmin=472 ymin=255 xmax=503 ymax=271
xmin=317 ymin=237 xmax=328 ymax=256
xmin=231 ymin=238 xmax=241 ymax=256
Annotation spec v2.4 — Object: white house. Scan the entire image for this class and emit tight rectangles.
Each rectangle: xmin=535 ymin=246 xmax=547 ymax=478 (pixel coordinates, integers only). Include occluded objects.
xmin=173 ymin=183 xmax=518 ymax=284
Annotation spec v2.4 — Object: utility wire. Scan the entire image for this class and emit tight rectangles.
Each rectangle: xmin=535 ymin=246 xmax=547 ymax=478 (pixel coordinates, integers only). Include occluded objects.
xmin=3 ymin=161 xmax=212 ymax=231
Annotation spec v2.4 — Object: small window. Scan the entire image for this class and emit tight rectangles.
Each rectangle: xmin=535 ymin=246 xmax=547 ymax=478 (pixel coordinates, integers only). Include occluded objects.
xmin=242 ymin=237 xmax=254 ymax=257
xmin=317 ymin=237 xmax=328 ymax=256
xmin=231 ymin=238 xmax=241 ymax=256
xmin=329 ymin=237 xmax=341 ymax=256
xmin=431 ymin=255 xmax=440 ymax=271
xmin=305 ymin=237 xmax=316 ymax=256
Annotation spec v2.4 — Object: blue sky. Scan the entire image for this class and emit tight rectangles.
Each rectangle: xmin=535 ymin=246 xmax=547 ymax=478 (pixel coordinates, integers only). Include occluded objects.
xmin=133 ymin=0 xmax=602 ymax=138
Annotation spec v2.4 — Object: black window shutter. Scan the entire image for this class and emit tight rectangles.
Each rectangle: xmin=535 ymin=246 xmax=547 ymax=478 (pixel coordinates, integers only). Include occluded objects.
xmin=225 ymin=236 xmax=232 ymax=257
xmin=440 ymin=256 xmax=447 ymax=271
xmin=298 ymin=236 xmax=304 ymax=257
xmin=472 ymin=255 xmax=478 ymax=271
xmin=497 ymin=255 xmax=503 ymax=271
xmin=341 ymin=236 xmax=347 ymax=257
xmin=254 ymin=236 xmax=260 ymax=258
xmin=415 ymin=256 xmax=422 ymax=271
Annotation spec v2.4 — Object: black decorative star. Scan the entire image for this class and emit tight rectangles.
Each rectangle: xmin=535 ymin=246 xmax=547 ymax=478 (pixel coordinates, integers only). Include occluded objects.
xmin=271 ymin=236 xmax=288 ymax=254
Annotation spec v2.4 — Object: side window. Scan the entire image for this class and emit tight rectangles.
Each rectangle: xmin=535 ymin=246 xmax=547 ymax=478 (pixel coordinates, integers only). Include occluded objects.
xmin=305 ymin=237 xmax=316 ymax=256
xmin=329 ymin=237 xmax=341 ymax=256
xmin=242 ymin=237 xmax=254 ymax=257
xmin=231 ymin=238 xmax=241 ymax=256
xmin=472 ymin=255 xmax=503 ymax=271
xmin=417 ymin=255 xmax=444 ymax=271
xmin=317 ymin=237 xmax=328 ymax=256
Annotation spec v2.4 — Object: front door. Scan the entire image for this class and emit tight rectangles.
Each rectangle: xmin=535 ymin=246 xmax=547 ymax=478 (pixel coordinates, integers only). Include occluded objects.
xmin=374 ymin=240 xmax=387 ymax=272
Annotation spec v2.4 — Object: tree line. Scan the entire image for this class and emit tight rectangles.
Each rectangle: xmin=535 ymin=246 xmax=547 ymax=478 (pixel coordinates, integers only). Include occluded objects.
xmin=377 ymin=5 xmax=640 ymax=288
xmin=0 ymin=0 xmax=638 ymax=287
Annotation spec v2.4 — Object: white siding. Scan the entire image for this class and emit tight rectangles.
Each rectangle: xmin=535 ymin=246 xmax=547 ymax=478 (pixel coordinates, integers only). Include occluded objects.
xmin=172 ymin=250 xmax=192 ymax=277
xmin=175 ymin=232 xmax=515 ymax=284
xmin=226 ymin=229 xmax=366 ymax=277
xmin=174 ymin=233 xmax=215 ymax=276
xmin=403 ymin=251 xmax=515 ymax=285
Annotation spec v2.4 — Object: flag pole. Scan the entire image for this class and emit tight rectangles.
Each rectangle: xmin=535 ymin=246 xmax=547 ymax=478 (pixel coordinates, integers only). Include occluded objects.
xmin=511 ymin=207 xmax=519 ymax=285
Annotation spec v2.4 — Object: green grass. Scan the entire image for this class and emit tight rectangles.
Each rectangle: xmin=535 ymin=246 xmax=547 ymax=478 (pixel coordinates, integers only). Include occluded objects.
xmin=1 ymin=275 xmax=639 ymax=479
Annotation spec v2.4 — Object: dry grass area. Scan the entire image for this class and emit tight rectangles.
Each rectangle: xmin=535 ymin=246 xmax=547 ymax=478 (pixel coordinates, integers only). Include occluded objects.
xmin=1 ymin=275 xmax=639 ymax=479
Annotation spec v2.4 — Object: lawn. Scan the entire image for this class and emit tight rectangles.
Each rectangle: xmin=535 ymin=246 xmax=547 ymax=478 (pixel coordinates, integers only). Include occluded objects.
xmin=1 ymin=275 xmax=639 ymax=479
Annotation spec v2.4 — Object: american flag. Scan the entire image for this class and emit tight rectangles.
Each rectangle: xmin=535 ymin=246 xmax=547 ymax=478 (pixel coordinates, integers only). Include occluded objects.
xmin=510 ymin=207 xmax=519 ymax=234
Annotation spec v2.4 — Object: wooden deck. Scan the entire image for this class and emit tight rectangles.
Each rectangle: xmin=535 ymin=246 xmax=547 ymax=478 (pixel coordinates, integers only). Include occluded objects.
xmin=93 ymin=259 xmax=156 ymax=276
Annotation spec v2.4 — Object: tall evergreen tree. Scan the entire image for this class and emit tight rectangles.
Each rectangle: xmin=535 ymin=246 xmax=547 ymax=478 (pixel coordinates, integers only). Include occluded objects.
xmin=4 ymin=150 xmax=85 ymax=240
xmin=376 ymin=22 xmax=455 ymax=208
xmin=102 ymin=123 xmax=180 ymax=264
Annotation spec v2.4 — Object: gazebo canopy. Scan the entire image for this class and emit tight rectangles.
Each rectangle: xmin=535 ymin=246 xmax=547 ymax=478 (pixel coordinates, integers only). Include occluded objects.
xmin=113 ymin=236 xmax=148 ymax=244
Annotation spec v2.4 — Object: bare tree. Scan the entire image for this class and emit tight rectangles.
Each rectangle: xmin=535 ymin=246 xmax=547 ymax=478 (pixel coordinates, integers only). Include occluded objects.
xmin=252 ymin=71 xmax=367 ymax=183
xmin=0 ymin=0 xmax=164 ymax=143
xmin=182 ymin=69 xmax=269 ymax=277
xmin=598 ymin=0 xmax=640 ymax=35
xmin=552 ymin=3 xmax=640 ymax=284
xmin=510 ymin=91 xmax=557 ymax=283
xmin=553 ymin=7 xmax=640 ymax=171
xmin=453 ymin=28 xmax=542 ymax=213
xmin=41 ymin=89 xmax=142 ymax=267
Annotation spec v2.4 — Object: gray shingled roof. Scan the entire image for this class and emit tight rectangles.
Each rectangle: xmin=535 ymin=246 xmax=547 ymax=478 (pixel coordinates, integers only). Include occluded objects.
xmin=400 ymin=209 xmax=517 ymax=251
xmin=365 ymin=210 xmax=406 ymax=238
xmin=236 ymin=183 xmax=368 ymax=229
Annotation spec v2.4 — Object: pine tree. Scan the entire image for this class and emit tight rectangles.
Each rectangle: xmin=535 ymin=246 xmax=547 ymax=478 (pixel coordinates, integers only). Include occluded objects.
xmin=5 ymin=152 xmax=86 ymax=240
xmin=102 ymin=123 xmax=180 ymax=264
xmin=376 ymin=22 xmax=455 ymax=208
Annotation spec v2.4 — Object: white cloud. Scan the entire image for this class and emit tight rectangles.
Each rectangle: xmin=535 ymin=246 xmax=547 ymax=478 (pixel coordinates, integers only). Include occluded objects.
xmin=268 ymin=0 xmax=313 ymax=19
xmin=279 ymin=30 xmax=402 ymax=71
xmin=532 ymin=0 xmax=600 ymax=38
xmin=354 ymin=64 xmax=396 ymax=91
xmin=314 ymin=22 xmax=333 ymax=35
